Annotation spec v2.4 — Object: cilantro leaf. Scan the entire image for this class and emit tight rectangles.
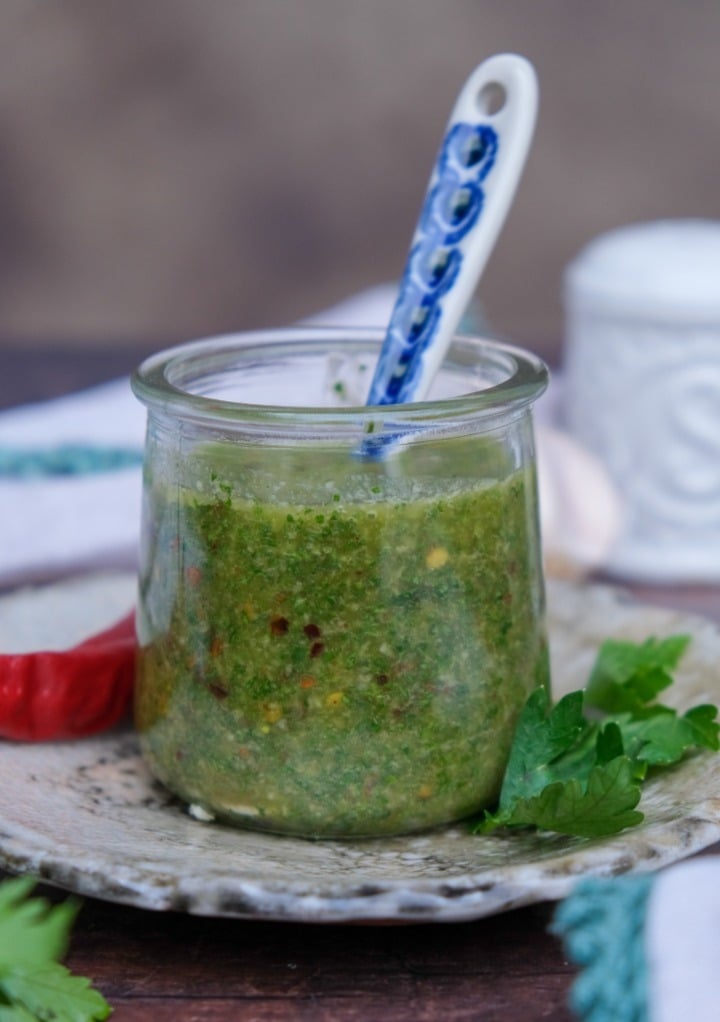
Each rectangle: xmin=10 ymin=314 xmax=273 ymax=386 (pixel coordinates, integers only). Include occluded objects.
xmin=1 ymin=964 xmax=110 ymax=1022
xmin=472 ymin=632 xmax=718 ymax=840
xmin=0 ymin=877 xmax=110 ymax=1021
xmin=595 ymin=720 xmax=625 ymax=765
xmin=0 ymin=876 xmax=77 ymax=967
xmin=585 ymin=635 xmax=690 ymax=713
xmin=683 ymin=704 xmax=720 ymax=750
xmin=488 ymin=757 xmax=643 ymax=838
xmin=494 ymin=688 xmax=589 ymax=809
xmin=475 ymin=719 xmax=644 ymax=837
xmin=609 ymin=703 xmax=720 ymax=768
xmin=0 ymin=1004 xmax=37 ymax=1022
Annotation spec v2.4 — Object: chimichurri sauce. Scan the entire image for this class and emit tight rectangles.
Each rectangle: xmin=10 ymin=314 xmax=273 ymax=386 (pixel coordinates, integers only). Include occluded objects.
xmin=136 ymin=441 xmax=548 ymax=837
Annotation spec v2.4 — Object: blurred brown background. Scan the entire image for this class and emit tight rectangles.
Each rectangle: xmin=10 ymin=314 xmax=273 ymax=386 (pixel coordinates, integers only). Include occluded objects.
xmin=1 ymin=0 xmax=719 ymax=363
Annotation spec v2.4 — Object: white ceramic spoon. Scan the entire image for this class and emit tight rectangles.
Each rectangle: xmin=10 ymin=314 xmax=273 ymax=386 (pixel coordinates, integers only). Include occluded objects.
xmin=366 ymin=53 xmax=538 ymax=407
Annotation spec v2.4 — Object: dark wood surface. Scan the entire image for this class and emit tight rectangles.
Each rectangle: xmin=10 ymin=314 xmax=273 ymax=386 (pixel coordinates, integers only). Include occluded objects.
xmin=1 ymin=343 xmax=718 ymax=1021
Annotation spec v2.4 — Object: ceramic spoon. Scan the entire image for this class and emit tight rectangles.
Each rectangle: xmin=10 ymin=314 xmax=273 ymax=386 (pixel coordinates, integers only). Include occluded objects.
xmin=366 ymin=53 xmax=538 ymax=408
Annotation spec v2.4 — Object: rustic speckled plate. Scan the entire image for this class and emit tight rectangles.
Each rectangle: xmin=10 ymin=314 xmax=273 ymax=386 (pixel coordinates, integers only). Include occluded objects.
xmin=1 ymin=574 xmax=719 ymax=922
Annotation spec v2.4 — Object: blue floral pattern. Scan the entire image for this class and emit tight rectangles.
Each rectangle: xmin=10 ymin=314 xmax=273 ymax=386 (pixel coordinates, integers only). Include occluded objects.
xmin=367 ymin=122 xmax=498 ymax=406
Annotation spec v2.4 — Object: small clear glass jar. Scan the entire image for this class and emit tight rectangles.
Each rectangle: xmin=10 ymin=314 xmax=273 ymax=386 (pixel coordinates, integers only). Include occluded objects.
xmin=132 ymin=327 xmax=549 ymax=838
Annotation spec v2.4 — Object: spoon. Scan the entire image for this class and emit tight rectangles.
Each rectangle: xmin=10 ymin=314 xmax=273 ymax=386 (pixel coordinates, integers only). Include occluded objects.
xmin=365 ymin=53 xmax=538 ymax=408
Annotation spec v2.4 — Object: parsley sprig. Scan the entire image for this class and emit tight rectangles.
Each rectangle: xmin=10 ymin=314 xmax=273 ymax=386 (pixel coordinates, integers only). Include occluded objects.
xmin=0 ymin=876 xmax=110 ymax=1021
xmin=474 ymin=635 xmax=720 ymax=838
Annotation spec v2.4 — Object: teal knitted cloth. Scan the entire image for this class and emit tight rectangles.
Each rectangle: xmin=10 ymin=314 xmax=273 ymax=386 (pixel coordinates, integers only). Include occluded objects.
xmin=552 ymin=875 xmax=653 ymax=1022
xmin=0 ymin=445 xmax=143 ymax=477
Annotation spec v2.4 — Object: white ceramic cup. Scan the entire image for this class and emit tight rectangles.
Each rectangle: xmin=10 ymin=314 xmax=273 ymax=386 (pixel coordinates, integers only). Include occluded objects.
xmin=563 ymin=219 xmax=720 ymax=582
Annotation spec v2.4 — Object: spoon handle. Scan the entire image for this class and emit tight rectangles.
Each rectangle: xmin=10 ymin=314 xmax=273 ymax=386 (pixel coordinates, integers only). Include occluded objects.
xmin=366 ymin=54 xmax=538 ymax=406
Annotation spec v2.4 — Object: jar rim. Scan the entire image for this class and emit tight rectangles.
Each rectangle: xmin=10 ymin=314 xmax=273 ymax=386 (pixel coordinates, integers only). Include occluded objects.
xmin=131 ymin=326 xmax=548 ymax=427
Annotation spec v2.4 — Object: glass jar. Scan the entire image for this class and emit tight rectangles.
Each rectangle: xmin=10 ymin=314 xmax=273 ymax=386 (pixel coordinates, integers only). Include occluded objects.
xmin=132 ymin=327 xmax=549 ymax=838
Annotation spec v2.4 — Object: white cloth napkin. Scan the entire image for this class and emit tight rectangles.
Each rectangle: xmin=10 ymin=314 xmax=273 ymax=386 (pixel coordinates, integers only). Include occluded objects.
xmin=0 ymin=288 xmax=621 ymax=587
xmin=646 ymin=860 xmax=720 ymax=1022
xmin=0 ymin=378 xmax=144 ymax=585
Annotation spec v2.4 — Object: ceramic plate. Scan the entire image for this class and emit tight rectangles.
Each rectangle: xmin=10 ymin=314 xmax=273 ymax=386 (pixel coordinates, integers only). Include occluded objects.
xmin=1 ymin=574 xmax=719 ymax=923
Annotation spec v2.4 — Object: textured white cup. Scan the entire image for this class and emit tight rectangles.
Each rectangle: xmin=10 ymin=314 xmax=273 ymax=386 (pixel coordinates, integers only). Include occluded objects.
xmin=564 ymin=219 xmax=720 ymax=581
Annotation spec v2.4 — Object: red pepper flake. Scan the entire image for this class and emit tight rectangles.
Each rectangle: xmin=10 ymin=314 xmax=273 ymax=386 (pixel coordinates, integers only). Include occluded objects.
xmin=299 ymin=675 xmax=316 ymax=689
xmin=270 ymin=615 xmax=290 ymax=636
xmin=207 ymin=681 xmax=229 ymax=701
xmin=210 ymin=635 xmax=224 ymax=657
xmin=238 ymin=746 xmax=252 ymax=759
xmin=363 ymin=773 xmax=379 ymax=796
xmin=309 ymin=641 xmax=325 ymax=658
xmin=186 ymin=565 xmax=202 ymax=587
xmin=303 ymin=623 xmax=321 ymax=640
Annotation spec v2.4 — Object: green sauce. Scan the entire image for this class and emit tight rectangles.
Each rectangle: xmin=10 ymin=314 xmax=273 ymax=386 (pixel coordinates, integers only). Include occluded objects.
xmin=136 ymin=439 xmax=548 ymax=837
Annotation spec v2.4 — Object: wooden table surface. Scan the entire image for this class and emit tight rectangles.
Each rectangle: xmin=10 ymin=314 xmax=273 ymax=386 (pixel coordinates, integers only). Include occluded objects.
xmin=2 ymin=343 xmax=719 ymax=1021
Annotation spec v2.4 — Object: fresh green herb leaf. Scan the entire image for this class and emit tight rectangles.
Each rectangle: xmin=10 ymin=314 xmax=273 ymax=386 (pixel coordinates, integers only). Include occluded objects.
xmin=473 ymin=633 xmax=718 ymax=840
xmin=478 ymin=757 xmax=643 ymax=838
xmin=585 ymin=635 xmax=691 ymax=713
xmin=0 ymin=877 xmax=110 ymax=1021
xmin=0 ymin=876 xmax=77 ymax=967
xmin=493 ymin=688 xmax=590 ymax=809
xmin=2 ymin=964 xmax=111 ymax=1022
xmin=683 ymin=704 xmax=720 ymax=750
xmin=0 ymin=1003 xmax=37 ymax=1022
xmin=595 ymin=720 xmax=626 ymax=765
xmin=610 ymin=703 xmax=720 ymax=768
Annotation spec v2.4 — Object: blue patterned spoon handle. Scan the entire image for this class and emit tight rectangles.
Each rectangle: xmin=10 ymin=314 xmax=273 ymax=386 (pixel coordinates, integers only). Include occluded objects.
xmin=366 ymin=54 xmax=538 ymax=407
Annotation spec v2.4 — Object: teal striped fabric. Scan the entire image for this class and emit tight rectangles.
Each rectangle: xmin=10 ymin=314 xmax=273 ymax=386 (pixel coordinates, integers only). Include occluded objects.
xmin=0 ymin=445 xmax=143 ymax=477
xmin=552 ymin=875 xmax=653 ymax=1022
